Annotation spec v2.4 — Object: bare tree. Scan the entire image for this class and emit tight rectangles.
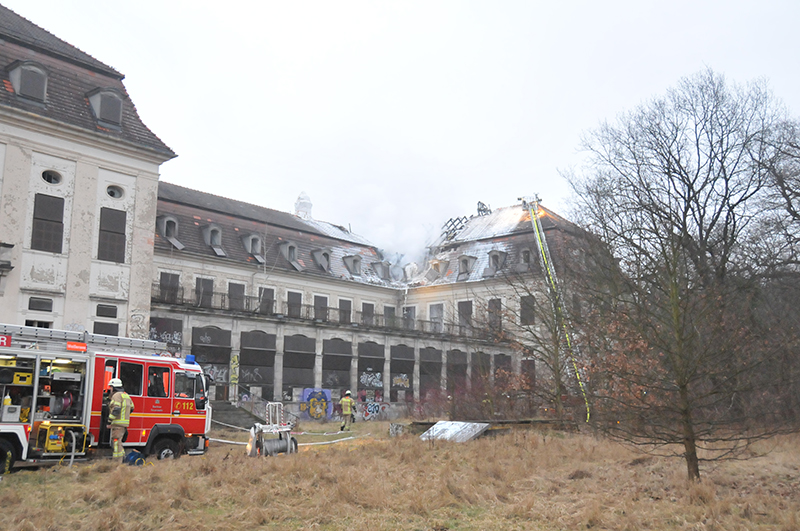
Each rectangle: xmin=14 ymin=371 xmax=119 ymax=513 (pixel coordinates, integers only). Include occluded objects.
xmin=567 ymin=69 xmax=800 ymax=480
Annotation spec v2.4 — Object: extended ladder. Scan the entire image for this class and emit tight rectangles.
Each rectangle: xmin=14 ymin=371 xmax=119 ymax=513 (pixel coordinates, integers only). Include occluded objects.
xmin=520 ymin=195 xmax=590 ymax=422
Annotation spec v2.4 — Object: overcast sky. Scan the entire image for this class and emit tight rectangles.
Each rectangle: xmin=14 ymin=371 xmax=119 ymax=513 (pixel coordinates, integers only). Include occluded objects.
xmin=6 ymin=1 xmax=800 ymax=262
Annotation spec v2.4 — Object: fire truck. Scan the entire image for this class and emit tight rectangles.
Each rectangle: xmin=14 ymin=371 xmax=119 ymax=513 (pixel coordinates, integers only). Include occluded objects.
xmin=0 ymin=323 xmax=212 ymax=471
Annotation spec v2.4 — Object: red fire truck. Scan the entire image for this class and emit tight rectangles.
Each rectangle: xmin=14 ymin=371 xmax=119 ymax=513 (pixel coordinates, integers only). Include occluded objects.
xmin=0 ymin=323 xmax=212 ymax=471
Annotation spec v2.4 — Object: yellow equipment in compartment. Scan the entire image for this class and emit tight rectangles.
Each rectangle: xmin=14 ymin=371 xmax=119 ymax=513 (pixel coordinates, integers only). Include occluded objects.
xmin=13 ymin=371 xmax=32 ymax=385
xmin=36 ymin=421 xmax=85 ymax=453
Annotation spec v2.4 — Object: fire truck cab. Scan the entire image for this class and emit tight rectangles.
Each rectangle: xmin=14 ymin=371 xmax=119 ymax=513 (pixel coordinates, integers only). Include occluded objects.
xmin=0 ymin=324 xmax=212 ymax=471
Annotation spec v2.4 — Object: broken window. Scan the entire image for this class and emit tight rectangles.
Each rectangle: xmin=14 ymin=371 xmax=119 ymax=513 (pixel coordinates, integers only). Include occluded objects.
xmin=159 ymin=272 xmax=180 ymax=304
xmin=258 ymin=287 xmax=275 ymax=315
xmin=311 ymin=249 xmax=332 ymax=271
xmin=341 ymin=255 xmax=362 ymax=276
xmin=242 ymin=234 xmax=265 ymax=264
xmin=156 ymin=216 xmax=184 ymax=250
xmin=31 ymin=193 xmax=64 ymax=253
xmin=488 ymin=298 xmax=502 ymax=333
xmin=361 ymin=302 xmax=375 ymax=325
xmin=429 ymin=303 xmax=444 ymax=333
xmin=458 ymin=300 xmax=472 ymax=335
xmin=402 ymin=306 xmax=416 ymax=330
xmin=98 ymin=207 xmax=126 ymax=263
xmin=385 ymin=305 xmax=397 ymax=328
xmin=195 ymin=277 xmax=214 ymax=308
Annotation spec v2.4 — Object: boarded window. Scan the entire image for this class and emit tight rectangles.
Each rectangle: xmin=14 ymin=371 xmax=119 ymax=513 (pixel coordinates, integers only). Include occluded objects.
xmin=314 ymin=295 xmax=328 ymax=321
xmin=99 ymin=93 xmax=122 ymax=124
xmin=93 ymin=321 xmax=119 ymax=336
xmin=31 ymin=194 xmax=63 ymax=253
xmin=520 ymin=295 xmax=536 ymax=325
xmin=97 ymin=207 xmax=126 ymax=263
xmin=458 ymin=300 xmax=472 ymax=327
xmin=339 ymin=299 xmax=352 ymax=324
xmin=96 ymin=304 xmax=117 ymax=318
xmin=20 ymin=67 xmax=46 ymax=101
xmin=228 ymin=282 xmax=245 ymax=311
xmin=287 ymin=291 xmax=302 ymax=318
xmin=28 ymin=297 xmax=53 ymax=312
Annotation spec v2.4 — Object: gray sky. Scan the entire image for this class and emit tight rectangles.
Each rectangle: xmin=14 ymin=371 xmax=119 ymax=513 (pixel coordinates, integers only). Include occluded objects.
xmin=6 ymin=1 xmax=800 ymax=262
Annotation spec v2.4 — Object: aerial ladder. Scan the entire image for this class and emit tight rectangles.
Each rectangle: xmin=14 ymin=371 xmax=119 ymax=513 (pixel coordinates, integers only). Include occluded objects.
xmin=519 ymin=195 xmax=590 ymax=422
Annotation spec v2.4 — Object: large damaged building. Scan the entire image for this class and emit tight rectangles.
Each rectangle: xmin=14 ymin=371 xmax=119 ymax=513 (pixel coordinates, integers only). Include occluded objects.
xmin=0 ymin=5 xmax=588 ymax=416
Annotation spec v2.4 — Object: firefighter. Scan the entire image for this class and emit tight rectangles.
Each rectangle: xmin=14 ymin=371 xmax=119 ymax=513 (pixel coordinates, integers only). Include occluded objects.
xmin=339 ymin=390 xmax=356 ymax=432
xmin=107 ymin=378 xmax=134 ymax=460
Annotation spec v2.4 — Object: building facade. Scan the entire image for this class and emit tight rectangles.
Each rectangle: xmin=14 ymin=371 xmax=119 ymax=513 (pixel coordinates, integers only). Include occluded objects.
xmin=0 ymin=6 xmax=587 ymax=418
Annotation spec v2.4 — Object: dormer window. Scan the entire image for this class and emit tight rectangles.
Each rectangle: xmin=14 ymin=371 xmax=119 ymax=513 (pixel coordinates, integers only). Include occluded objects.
xmin=156 ymin=216 xmax=185 ymax=250
xmin=343 ymin=255 xmax=362 ymax=276
xmin=522 ymin=250 xmax=531 ymax=264
xmin=242 ymin=234 xmax=265 ymax=264
xmin=8 ymin=61 xmax=47 ymax=102
xmin=373 ymin=261 xmax=391 ymax=280
xmin=484 ymin=250 xmax=508 ymax=277
xmin=279 ymin=241 xmax=302 ymax=271
xmin=457 ymin=254 xmax=477 ymax=280
xmin=311 ymin=249 xmax=332 ymax=271
xmin=201 ymin=225 xmax=226 ymax=257
xmin=87 ymin=88 xmax=124 ymax=126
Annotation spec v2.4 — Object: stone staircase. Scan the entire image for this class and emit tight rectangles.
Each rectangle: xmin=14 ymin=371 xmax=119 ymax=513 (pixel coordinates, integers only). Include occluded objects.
xmin=209 ymin=401 xmax=265 ymax=430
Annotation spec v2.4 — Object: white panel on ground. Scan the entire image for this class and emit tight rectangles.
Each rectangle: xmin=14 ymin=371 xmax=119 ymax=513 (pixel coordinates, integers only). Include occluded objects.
xmin=419 ymin=421 xmax=490 ymax=442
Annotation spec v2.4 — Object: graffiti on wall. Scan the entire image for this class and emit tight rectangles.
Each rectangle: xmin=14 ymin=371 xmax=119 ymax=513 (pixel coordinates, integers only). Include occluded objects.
xmin=299 ymin=388 xmax=332 ymax=420
xmin=359 ymin=371 xmax=382 ymax=388
xmin=202 ymin=364 xmax=229 ymax=383
xmin=392 ymin=374 xmax=410 ymax=388
xmin=150 ymin=327 xmax=182 ymax=345
xmin=360 ymin=402 xmax=389 ymax=421
xmin=230 ymin=355 xmax=239 ymax=385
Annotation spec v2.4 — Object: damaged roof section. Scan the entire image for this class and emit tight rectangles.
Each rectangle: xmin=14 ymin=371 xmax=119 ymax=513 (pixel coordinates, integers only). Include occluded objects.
xmin=408 ymin=203 xmax=583 ymax=287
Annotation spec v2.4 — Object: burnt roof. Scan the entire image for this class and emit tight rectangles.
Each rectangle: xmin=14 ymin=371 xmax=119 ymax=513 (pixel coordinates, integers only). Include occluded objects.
xmin=0 ymin=5 xmax=175 ymax=158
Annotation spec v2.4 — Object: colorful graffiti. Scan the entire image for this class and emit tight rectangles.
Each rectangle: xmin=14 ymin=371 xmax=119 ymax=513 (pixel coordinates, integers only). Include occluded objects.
xmin=360 ymin=402 xmax=389 ymax=421
xmin=391 ymin=374 xmax=409 ymax=388
xmin=359 ymin=371 xmax=382 ymax=388
xmin=299 ymin=388 xmax=332 ymax=420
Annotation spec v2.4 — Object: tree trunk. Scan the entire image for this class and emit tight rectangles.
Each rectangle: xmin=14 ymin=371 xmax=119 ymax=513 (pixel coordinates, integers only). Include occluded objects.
xmin=680 ymin=385 xmax=700 ymax=480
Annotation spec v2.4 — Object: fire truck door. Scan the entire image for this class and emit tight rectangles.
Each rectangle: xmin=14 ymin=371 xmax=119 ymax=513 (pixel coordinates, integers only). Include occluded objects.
xmin=141 ymin=363 xmax=173 ymax=442
xmin=118 ymin=361 xmax=145 ymax=441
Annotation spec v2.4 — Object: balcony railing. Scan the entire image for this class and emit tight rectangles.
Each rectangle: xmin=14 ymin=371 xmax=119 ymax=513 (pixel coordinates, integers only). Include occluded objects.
xmin=151 ymin=282 xmax=504 ymax=340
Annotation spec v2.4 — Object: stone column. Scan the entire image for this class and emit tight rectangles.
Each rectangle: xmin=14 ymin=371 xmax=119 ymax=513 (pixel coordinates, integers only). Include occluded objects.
xmin=383 ymin=338 xmax=391 ymax=402
xmin=413 ymin=339 xmax=420 ymax=402
xmin=273 ymin=323 xmax=284 ymax=401
xmin=314 ymin=329 xmax=323 ymax=389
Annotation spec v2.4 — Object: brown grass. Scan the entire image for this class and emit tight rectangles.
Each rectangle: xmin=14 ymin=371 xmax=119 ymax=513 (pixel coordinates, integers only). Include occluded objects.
xmin=2 ymin=422 xmax=800 ymax=530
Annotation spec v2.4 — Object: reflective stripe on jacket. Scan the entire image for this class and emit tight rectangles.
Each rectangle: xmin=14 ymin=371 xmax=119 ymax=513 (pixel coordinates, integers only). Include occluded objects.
xmin=340 ymin=396 xmax=355 ymax=415
xmin=109 ymin=391 xmax=134 ymax=427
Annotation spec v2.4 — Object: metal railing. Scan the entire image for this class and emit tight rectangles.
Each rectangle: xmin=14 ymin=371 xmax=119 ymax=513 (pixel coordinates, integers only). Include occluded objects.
xmin=234 ymin=383 xmax=300 ymax=428
xmin=151 ymin=282 xmax=504 ymax=340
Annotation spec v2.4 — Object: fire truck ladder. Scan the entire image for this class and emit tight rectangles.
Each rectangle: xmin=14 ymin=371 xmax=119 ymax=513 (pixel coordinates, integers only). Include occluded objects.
xmin=0 ymin=323 xmax=168 ymax=353
xmin=520 ymin=195 xmax=590 ymax=422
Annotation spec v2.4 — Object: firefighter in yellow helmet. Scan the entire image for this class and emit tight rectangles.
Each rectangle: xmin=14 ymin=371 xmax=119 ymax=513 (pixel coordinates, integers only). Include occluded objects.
xmin=339 ymin=390 xmax=356 ymax=432
xmin=107 ymin=378 xmax=134 ymax=460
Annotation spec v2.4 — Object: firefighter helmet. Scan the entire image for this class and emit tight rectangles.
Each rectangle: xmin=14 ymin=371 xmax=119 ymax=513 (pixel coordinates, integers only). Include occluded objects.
xmin=108 ymin=378 xmax=123 ymax=389
xmin=345 ymin=390 xmax=351 ymax=395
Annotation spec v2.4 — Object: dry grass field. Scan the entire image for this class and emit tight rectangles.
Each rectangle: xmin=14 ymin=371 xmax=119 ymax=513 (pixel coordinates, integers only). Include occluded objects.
xmin=1 ymin=421 xmax=799 ymax=531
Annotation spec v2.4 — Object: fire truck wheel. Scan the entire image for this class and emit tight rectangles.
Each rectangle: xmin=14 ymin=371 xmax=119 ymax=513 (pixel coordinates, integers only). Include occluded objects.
xmin=152 ymin=438 xmax=181 ymax=460
xmin=0 ymin=439 xmax=16 ymax=473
